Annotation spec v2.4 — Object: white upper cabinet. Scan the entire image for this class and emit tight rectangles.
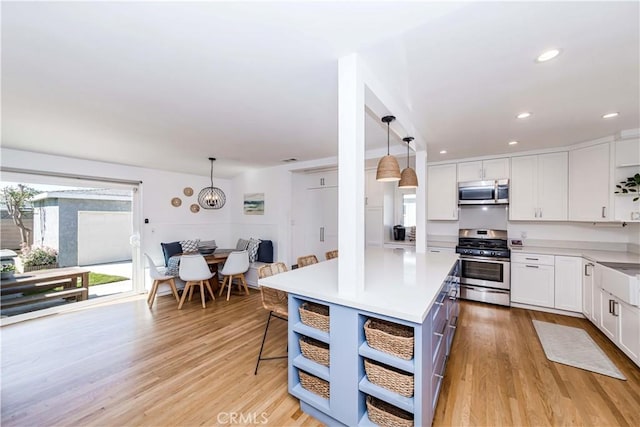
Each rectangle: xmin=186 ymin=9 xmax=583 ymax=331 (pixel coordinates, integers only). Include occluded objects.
xmin=427 ymin=163 xmax=458 ymax=220
xmin=511 ymin=152 xmax=568 ymax=221
xmin=457 ymin=158 xmax=510 ymax=182
xmin=615 ymin=138 xmax=640 ymax=167
xmin=569 ymin=142 xmax=612 ymax=221
xmin=306 ymin=169 xmax=338 ymax=189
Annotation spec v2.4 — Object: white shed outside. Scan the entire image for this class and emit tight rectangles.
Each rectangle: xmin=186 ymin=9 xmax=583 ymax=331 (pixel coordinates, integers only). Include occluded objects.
xmin=77 ymin=211 xmax=132 ymax=266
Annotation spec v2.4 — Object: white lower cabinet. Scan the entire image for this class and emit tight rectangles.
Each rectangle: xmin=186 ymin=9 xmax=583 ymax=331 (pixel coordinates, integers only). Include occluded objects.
xmin=599 ymin=288 xmax=618 ymax=341
xmin=554 ymin=256 xmax=582 ymax=312
xmin=599 ymin=288 xmax=640 ymax=364
xmin=511 ymin=257 xmax=555 ymax=307
xmin=582 ymin=259 xmax=596 ymax=320
xmin=511 ymin=264 xmax=555 ymax=307
xmin=592 ymin=263 xmax=640 ymax=367
xmin=511 ymin=253 xmax=583 ymax=312
xmin=619 ymin=301 xmax=640 ymax=363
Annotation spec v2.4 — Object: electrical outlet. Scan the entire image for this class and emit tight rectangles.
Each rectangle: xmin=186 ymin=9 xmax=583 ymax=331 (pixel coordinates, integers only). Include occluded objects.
xmin=520 ymin=231 xmax=528 ymax=239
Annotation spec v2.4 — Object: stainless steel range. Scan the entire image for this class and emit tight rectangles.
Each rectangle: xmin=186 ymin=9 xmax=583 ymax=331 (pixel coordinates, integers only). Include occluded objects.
xmin=455 ymin=229 xmax=511 ymax=306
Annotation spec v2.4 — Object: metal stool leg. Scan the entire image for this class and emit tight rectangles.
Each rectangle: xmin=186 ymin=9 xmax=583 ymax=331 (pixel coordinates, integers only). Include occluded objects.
xmin=254 ymin=311 xmax=288 ymax=375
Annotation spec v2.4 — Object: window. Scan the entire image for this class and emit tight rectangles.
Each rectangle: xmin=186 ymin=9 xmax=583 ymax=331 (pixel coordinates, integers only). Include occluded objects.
xmin=402 ymin=193 xmax=416 ymax=227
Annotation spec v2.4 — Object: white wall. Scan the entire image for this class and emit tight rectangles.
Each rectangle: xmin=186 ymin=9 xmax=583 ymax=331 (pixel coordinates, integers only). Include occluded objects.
xmin=230 ymin=165 xmax=293 ymax=264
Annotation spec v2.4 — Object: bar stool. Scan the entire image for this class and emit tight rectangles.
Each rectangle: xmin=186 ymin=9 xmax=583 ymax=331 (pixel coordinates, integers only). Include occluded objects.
xmin=255 ymin=262 xmax=289 ymax=375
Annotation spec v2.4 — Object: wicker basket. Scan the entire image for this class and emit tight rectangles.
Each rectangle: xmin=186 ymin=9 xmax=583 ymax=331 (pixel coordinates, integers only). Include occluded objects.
xmin=366 ymin=395 xmax=413 ymax=427
xmin=299 ymin=302 xmax=330 ymax=332
xmin=364 ymin=318 xmax=414 ymax=360
xmin=299 ymin=336 xmax=330 ymax=367
xmin=364 ymin=358 xmax=414 ymax=397
xmin=298 ymin=370 xmax=329 ymax=399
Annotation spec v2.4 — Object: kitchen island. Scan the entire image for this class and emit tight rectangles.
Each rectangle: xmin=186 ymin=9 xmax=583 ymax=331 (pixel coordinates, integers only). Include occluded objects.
xmin=259 ymin=248 xmax=459 ymax=426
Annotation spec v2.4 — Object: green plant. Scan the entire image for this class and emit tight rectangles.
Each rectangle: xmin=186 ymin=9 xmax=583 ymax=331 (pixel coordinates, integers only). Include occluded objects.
xmin=19 ymin=245 xmax=58 ymax=267
xmin=615 ymin=173 xmax=640 ymax=202
xmin=1 ymin=264 xmax=16 ymax=273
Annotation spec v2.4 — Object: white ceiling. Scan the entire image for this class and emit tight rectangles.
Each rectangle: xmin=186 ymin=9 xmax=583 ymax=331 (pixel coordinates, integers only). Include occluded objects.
xmin=2 ymin=1 xmax=638 ymax=178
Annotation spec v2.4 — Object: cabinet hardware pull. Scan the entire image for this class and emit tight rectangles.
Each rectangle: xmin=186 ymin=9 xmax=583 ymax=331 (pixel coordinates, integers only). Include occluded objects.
xmin=434 ymin=331 xmax=444 ymax=337
xmin=609 ymin=299 xmax=614 ymax=314
xmin=320 ymin=227 xmax=325 ymax=242
xmin=602 ymin=206 xmax=606 ymax=218
xmin=539 ymin=208 xmax=542 ymax=218
xmin=612 ymin=301 xmax=619 ymax=317
xmin=584 ymin=264 xmax=591 ymax=276
xmin=525 ymin=265 xmax=539 ymax=268
xmin=449 ymin=316 xmax=458 ymax=329
xmin=525 ymin=257 xmax=539 ymax=261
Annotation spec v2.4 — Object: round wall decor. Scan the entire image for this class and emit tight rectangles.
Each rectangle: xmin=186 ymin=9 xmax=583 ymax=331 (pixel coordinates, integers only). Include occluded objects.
xmin=190 ymin=204 xmax=200 ymax=213
xmin=171 ymin=197 xmax=182 ymax=207
xmin=183 ymin=187 xmax=194 ymax=197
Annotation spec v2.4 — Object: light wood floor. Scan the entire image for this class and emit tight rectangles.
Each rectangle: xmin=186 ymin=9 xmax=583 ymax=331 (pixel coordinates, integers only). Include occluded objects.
xmin=435 ymin=301 xmax=640 ymax=427
xmin=2 ymin=292 xmax=639 ymax=426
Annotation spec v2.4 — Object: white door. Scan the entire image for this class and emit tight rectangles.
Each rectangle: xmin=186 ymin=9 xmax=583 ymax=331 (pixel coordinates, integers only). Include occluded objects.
xmin=365 ymin=207 xmax=384 ymax=247
xmin=303 ymin=187 xmax=338 ymax=260
xmin=618 ymin=301 xmax=640 ymax=363
xmin=427 ymin=164 xmax=458 ymax=220
xmin=511 ymin=262 xmax=555 ymax=307
xmin=599 ymin=289 xmax=618 ymax=340
xmin=554 ymin=256 xmax=582 ymax=312
xmin=510 ymin=155 xmax=537 ymax=220
xmin=538 ymin=152 xmax=568 ymax=220
xmin=457 ymin=161 xmax=483 ymax=182
xmin=482 ymin=158 xmax=510 ymax=180
xmin=582 ymin=260 xmax=595 ymax=319
xmin=569 ymin=143 xmax=611 ymax=221
xmin=77 ymin=211 xmax=132 ymax=265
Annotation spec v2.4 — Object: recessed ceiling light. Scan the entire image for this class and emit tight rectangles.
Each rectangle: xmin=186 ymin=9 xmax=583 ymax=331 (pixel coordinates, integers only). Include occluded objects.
xmin=439 ymin=150 xmax=447 ymax=154
xmin=602 ymin=112 xmax=619 ymax=119
xmin=536 ymin=48 xmax=561 ymax=62
xmin=508 ymin=141 xmax=519 ymax=146
xmin=516 ymin=112 xmax=532 ymax=119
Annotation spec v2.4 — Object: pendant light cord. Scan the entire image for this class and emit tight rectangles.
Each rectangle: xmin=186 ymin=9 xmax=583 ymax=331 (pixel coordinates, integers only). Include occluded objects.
xmin=387 ymin=122 xmax=390 ymax=155
xmin=210 ymin=159 xmax=214 ymax=187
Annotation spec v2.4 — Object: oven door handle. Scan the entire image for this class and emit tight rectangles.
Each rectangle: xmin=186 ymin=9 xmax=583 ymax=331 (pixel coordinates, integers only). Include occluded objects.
xmin=463 ymin=286 xmax=508 ymax=295
xmin=459 ymin=255 xmax=510 ymax=263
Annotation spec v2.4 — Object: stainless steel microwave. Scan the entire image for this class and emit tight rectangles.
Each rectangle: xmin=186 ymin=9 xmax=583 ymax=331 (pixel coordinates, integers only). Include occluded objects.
xmin=458 ymin=179 xmax=509 ymax=205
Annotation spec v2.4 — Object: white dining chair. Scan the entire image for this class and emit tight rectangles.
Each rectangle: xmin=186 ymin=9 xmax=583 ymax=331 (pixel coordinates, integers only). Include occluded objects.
xmin=178 ymin=254 xmax=216 ymax=309
xmin=218 ymin=250 xmax=250 ymax=301
xmin=145 ymin=253 xmax=179 ymax=308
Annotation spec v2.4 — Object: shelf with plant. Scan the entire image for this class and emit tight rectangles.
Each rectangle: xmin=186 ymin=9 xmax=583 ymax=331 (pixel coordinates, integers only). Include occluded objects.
xmin=614 ymin=173 xmax=640 ymax=201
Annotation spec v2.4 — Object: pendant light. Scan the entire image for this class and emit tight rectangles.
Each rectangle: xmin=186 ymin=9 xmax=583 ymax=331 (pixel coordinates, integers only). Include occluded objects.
xmin=398 ymin=136 xmax=418 ymax=188
xmin=198 ymin=157 xmax=226 ymax=209
xmin=376 ymin=115 xmax=401 ymax=182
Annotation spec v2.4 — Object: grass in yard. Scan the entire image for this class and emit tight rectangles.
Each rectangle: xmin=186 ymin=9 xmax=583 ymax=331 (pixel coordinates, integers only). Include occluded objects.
xmin=89 ymin=272 xmax=129 ymax=286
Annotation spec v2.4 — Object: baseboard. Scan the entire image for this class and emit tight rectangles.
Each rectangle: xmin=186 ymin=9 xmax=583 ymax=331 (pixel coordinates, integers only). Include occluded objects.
xmin=510 ymin=302 xmax=585 ymax=318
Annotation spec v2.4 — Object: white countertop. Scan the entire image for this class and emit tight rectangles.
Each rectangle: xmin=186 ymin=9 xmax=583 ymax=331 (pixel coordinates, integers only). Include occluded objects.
xmin=259 ymin=248 xmax=459 ymax=324
xmin=511 ymin=246 xmax=640 ymax=264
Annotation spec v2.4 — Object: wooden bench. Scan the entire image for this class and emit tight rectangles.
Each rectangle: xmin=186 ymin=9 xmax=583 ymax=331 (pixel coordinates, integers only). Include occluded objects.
xmin=1 ymin=267 xmax=90 ymax=311
xmin=1 ymin=288 xmax=87 ymax=308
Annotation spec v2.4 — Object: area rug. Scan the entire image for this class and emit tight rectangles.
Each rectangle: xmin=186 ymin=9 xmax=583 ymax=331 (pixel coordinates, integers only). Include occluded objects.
xmin=532 ymin=320 xmax=626 ymax=380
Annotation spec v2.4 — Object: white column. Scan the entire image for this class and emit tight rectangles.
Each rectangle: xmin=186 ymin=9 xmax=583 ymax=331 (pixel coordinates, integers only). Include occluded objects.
xmin=337 ymin=54 xmax=365 ymax=296
xmin=415 ymin=149 xmax=427 ymax=253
